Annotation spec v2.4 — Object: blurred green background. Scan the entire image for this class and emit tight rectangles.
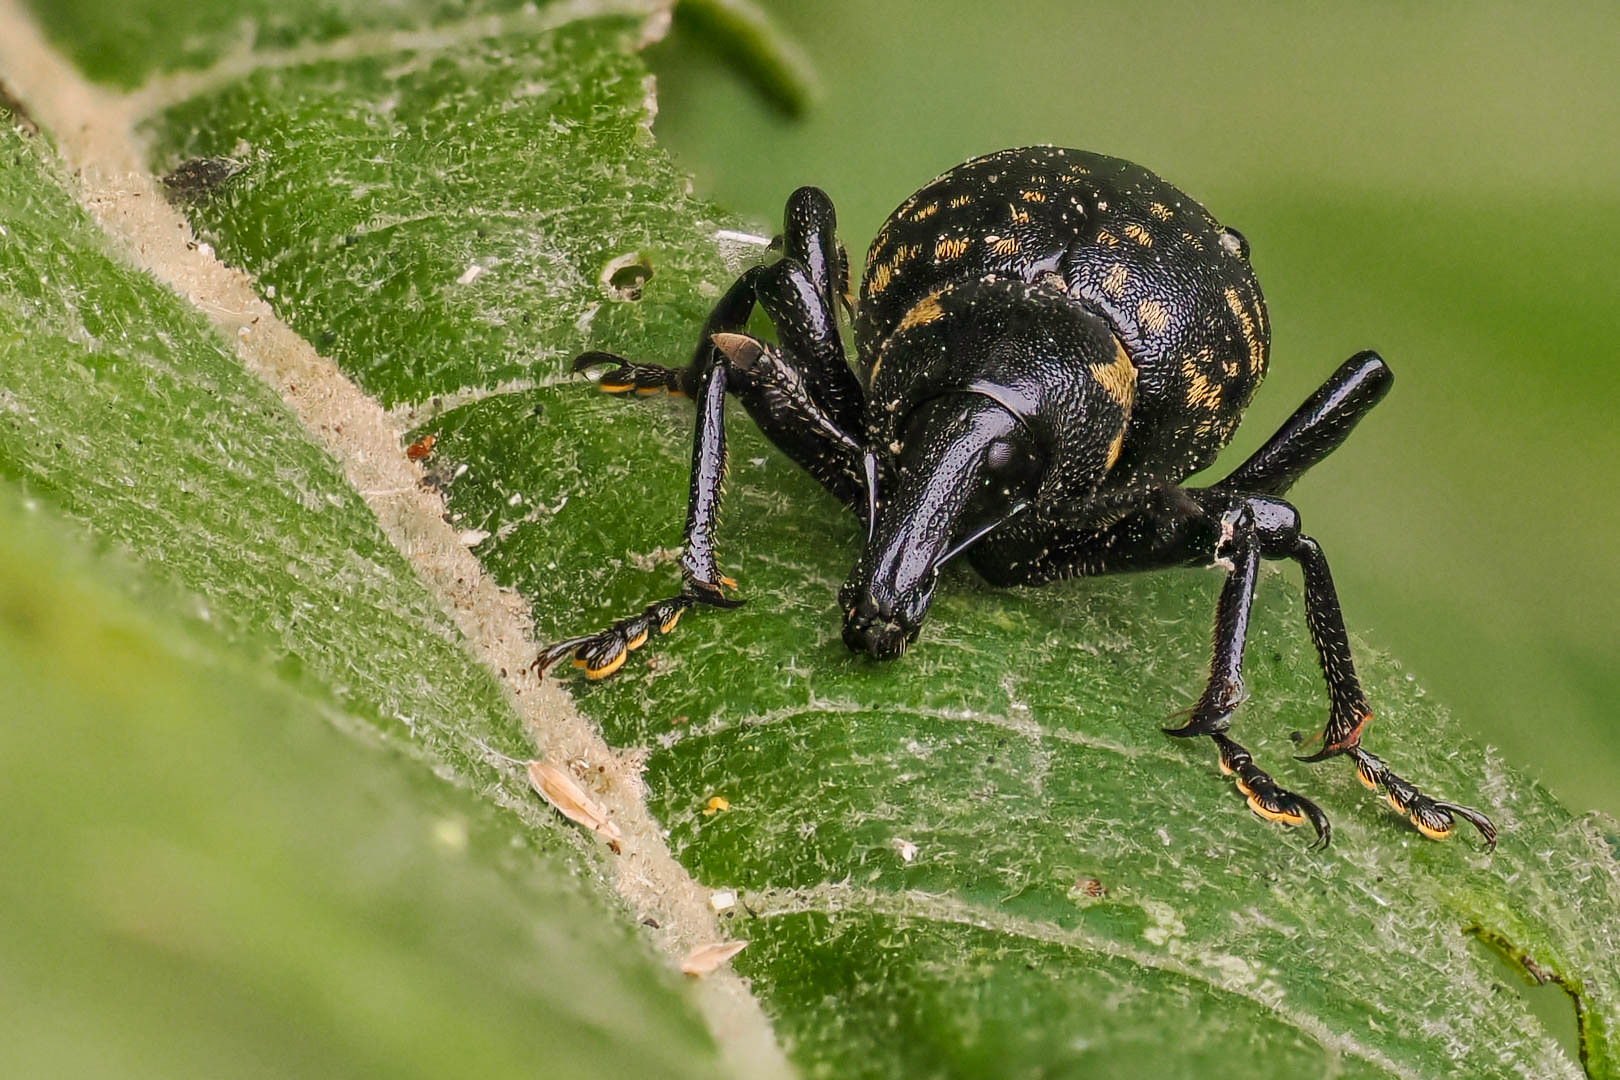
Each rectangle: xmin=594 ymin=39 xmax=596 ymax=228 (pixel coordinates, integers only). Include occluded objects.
xmin=648 ymin=1 xmax=1620 ymax=818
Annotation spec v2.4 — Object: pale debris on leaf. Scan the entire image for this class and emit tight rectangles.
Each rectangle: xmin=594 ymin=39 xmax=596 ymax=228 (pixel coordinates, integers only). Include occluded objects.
xmin=680 ymin=939 xmax=748 ymax=976
xmin=709 ymin=889 xmax=737 ymax=913
xmin=893 ymin=837 xmax=918 ymax=862
xmin=527 ymin=760 xmax=622 ymax=847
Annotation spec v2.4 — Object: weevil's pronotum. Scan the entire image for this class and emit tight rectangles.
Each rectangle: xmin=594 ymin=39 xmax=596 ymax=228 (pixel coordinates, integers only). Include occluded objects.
xmin=541 ymin=147 xmax=1497 ymax=850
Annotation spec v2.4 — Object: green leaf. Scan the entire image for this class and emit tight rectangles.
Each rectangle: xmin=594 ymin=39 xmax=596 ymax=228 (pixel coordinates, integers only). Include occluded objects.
xmin=0 ymin=103 xmax=721 ymax=1077
xmin=11 ymin=0 xmax=1620 ymax=1076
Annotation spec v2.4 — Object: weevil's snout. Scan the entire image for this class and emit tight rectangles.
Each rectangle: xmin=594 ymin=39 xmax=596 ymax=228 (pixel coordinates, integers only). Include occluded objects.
xmin=840 ymin=582 xmax=928 ymax=660
xmin=840 ymin=393 xmax=1035 ymax=660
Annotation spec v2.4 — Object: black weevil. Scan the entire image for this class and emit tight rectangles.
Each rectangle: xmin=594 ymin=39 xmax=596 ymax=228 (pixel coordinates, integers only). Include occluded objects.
xmin=541 ymin=147 xmax=1496 ymax=850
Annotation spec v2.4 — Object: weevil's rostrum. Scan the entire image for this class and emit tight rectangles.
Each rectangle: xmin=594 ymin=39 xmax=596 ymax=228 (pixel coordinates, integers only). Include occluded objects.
xmin=544 ymin=147 xmax=1496 ymax=851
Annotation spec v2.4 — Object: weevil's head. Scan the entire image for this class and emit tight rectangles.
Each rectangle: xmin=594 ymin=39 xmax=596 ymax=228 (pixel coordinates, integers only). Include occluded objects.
xmin=838 ymin=389 xmax=1044 ymax=658
xmin=838 ymin=278 xmax=1130 ymax=660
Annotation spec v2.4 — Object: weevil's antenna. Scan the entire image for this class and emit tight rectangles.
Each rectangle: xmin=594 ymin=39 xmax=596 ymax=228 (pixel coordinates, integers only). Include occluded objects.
xmin=939 ymin=500 xmax=1030 ymax=565
xmin=862 ymin=448 xmax=881 ymax=544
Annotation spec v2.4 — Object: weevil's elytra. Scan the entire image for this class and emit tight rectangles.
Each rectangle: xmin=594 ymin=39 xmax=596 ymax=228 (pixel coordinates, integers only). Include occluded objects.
xmin=545 ymin=146 xmax=1497 ymax=852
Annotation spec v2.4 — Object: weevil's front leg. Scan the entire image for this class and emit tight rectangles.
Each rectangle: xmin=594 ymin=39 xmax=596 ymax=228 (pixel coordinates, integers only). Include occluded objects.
xmin=1213 ymin=734 xmax=1332 ymax=848
xmin=537 ymin=333 xmax=866 ymax=680
xmin=1289 ymin=535 xmax=1498 ymax=847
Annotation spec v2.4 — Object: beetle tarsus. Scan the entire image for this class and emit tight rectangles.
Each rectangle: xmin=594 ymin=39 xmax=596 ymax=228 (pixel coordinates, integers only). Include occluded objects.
xmin=1339 ymin=747 xmax=1498 ymax=848
xmin=536 ymin=593 xmax=698 ymax=680
xmin=1212 ymin=734 xmax=1332 ymax=848
xmin=574 ymin=351 xmax=685 ymax=396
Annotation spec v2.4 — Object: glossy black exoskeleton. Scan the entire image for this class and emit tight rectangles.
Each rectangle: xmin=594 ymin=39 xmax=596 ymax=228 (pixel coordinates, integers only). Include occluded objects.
xmin=542 ymin=147 xmax=1496 ymax=850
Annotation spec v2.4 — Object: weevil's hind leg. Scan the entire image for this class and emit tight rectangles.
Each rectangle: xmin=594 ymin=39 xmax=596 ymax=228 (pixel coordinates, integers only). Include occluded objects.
xmin=1161 ymin=501 xmax=1332 ymax=847
xmin=1288 ymin=535 xmax=1498 ymax=847
xmin=1214 ymin=351 xmax=1392 ymax=497
xmin=1347 ymin=749 xmax=1498 ymax=845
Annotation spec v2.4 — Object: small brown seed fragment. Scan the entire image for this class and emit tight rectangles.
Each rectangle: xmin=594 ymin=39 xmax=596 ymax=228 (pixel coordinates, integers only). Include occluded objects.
xmin=680 ymin=940 xmax=748 ymax=976
xmin=527 ymin=760 xmax=623 ymax=846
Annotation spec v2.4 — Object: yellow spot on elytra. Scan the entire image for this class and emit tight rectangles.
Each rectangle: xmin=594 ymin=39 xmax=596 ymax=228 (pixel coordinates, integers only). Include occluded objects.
xmin=1105 ymin=427 xmax=1126 ymax=470
xmin=704 ymin=795 xmax=730 ymax=815
xmin=896 ymin=290 xmax=946 ymax=332
xmin=1181 ymin=231 xmax=1204 ymax=251
xmin=1182 ymin=348 xmax=1224 ymax=411
xmin=1089 ymin=340 xmax=1137 ymax=412
xmin=949 ymin=193 xmax=973 ymax=208
xmin=865 ymin=237 xmax=885 ymax=270
xmin=935 ymin=236 xmax=970 ymax=261
xmin=1094 ymin=228 xmax=1120 ymax=247
xmin=1010 ymin=204 xmax=1031 ymax=225
xmin=1138 ymin=298 xmax=1171 ymax=336
xmin=1020 ymin=189 xmax=1048 ymax=203
xmin=1123 ymin=223 xmax=1155 ymax=247
xmin=1150 ymin=202 xmax=1173 ymax=220
xmin=1224 ymin=287 xmax=1266 ymax=376
xmin=986 ymin=234 xmax=1019 ymax=257
xmin=1101 ymin=262 xmax=1128 ymax=298
xmin=911 ymin=201 xmax=939 ymax=221
xmin=868 ymin=244 xmax=919 ymax=296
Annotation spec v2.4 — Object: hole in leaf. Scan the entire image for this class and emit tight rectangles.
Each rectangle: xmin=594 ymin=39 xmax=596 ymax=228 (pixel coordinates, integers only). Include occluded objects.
xmin=1467 ymin=925 xmax=1591 ymax=1075
xmin=602 ymin=252 xmax=653 ymax=300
